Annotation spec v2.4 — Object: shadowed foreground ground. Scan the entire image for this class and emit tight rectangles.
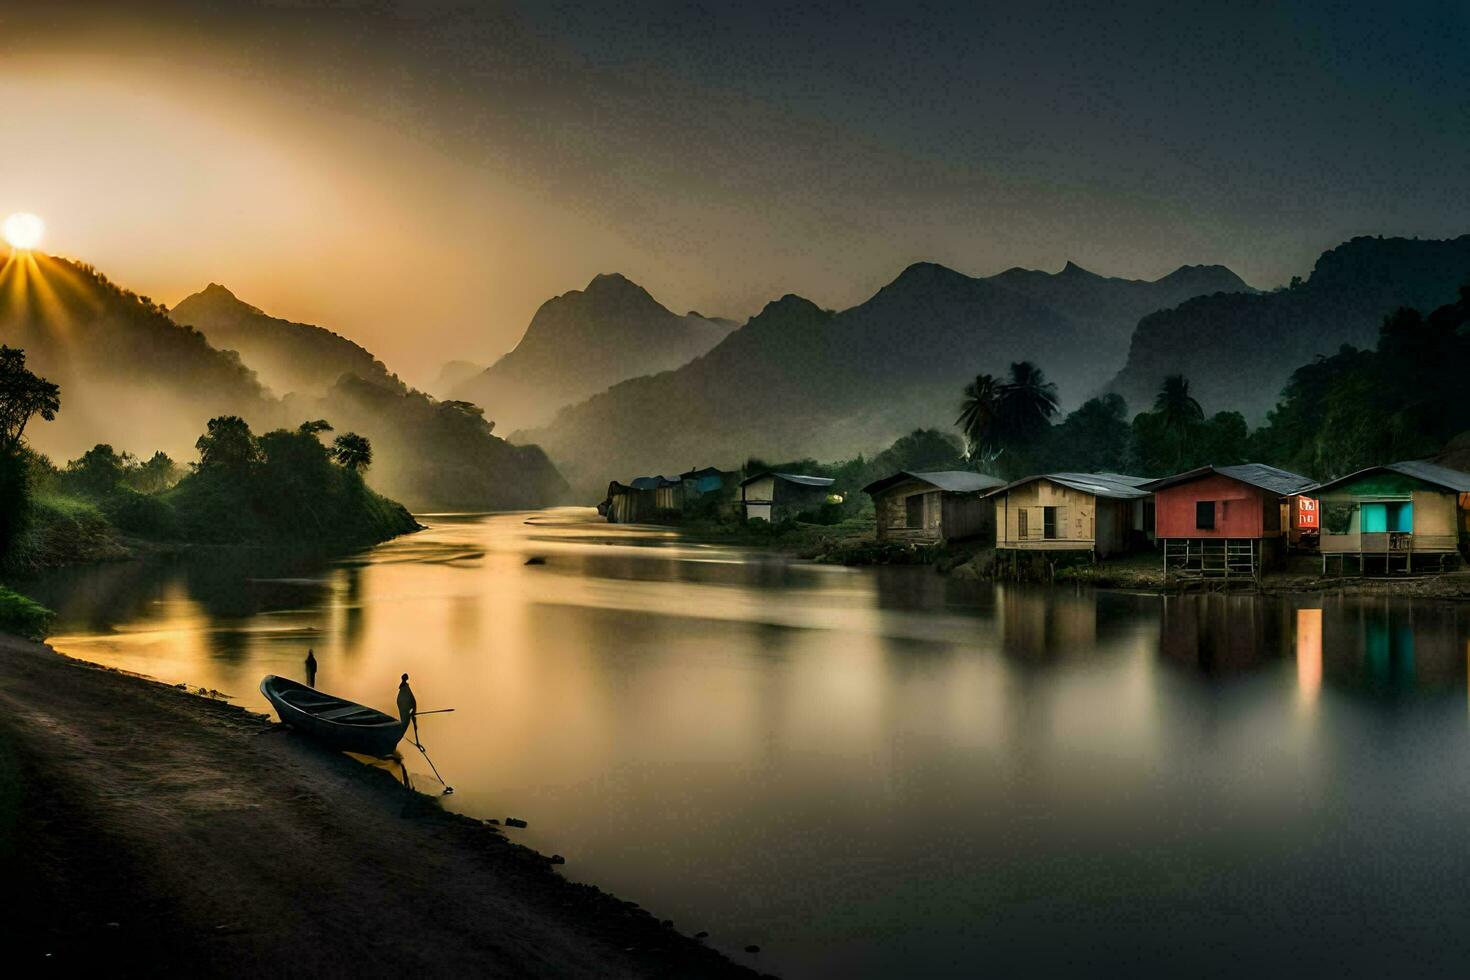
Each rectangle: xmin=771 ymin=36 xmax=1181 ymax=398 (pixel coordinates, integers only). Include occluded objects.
xmin=0 ymin=634 xmax=759 ymax=978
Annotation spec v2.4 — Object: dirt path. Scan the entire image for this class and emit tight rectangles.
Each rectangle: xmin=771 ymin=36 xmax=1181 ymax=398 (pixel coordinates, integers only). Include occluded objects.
xmin=0 ymin=634 xmax=760 ymax=978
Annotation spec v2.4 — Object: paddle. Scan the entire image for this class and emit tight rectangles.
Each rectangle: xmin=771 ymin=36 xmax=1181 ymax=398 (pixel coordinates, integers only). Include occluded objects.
xmin=414 ymin=708 xmax=455 ymax=716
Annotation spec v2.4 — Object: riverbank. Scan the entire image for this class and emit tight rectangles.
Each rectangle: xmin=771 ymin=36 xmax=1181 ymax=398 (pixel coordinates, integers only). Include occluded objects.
xmin=0 ymin=634 xmax=759 ymax=977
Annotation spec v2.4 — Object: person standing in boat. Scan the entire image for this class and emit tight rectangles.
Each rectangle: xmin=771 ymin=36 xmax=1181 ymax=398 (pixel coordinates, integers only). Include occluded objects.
xmin=397 ymin=673 xmax=418 ymax=744
xmin=305 ymin=648 xmax=318 ymax=688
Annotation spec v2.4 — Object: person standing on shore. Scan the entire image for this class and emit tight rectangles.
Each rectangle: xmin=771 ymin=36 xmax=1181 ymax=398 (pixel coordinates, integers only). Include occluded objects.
xmin=397 ymin=673 xmax=418 ymax=744
xmin=305 ymin=649 xmax=318 ymax=688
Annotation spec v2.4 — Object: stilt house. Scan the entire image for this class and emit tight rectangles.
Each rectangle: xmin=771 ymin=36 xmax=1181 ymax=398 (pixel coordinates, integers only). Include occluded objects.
xmin=1142 ymin=463 xmax=1316 ymax=577
xmin=990 ymin=473 xmax=1153 ymax=557
xmin=1312 ymin=460 xmax=1470 ymax=574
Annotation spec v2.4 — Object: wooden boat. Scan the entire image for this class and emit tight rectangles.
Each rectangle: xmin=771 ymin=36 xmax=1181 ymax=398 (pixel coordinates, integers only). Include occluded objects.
xmin=259 ymin=675 xmax=409 ymax=757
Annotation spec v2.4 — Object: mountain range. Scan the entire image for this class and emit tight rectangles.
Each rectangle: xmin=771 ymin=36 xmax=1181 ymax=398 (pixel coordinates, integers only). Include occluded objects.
xmin=519 ymin=260 xmax=1250 ymax=498
xmin=448 ymin=273 xmax=738 ymax=432
xmin=0 ymin=254 xmax=567 ymax=511
xmin=1108 ymin=235 xmax=1470 ymax=419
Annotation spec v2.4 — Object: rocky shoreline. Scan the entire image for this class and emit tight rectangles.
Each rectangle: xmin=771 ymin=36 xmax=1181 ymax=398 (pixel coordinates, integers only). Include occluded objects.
xmin=0 ymin=634 xmax=762 ymax=977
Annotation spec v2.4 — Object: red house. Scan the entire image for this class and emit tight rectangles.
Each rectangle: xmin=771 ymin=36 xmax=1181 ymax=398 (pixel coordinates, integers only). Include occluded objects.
xmin=1141 ymin=463 xmax=1316 ymax=577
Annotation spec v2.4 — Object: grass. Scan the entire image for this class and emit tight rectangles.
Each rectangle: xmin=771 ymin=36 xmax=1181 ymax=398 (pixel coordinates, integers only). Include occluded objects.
xmin=0 ymin=586 xmax=54 ymax=640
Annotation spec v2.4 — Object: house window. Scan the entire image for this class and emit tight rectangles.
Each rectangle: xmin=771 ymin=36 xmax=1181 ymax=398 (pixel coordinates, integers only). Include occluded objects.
xmin=1043 ymin=506 xmax=1058 ymax=540
xmin=1196 ymin=500 xmax=1215 ymax=529
xmin=1018 ymin=508 xmax=1029 ymax=539
xmin=905 ymin=494 xmax=925 ymax=529
xmin=1365 ymin=502 xmax=1413 ymax=533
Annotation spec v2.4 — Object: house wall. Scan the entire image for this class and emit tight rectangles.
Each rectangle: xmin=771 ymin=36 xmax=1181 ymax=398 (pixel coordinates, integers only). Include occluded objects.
xmin=742 ymin=476 xmax=776 ymax=504
xmin=995 ymin=481 xmax=1098 ymax=550
xmin=874 ymin=481 xmax=941 ymax=543
xmin=1319 ymin=473 xmax=1460 ymax=554
xmin=1153 ymin=474 xmax=1269 ymax=540
xmin=941 ymin=494 xmax=995 ymax=543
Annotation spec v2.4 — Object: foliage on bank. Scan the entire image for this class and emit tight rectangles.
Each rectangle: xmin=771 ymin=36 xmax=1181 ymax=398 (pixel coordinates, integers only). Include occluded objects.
xmin=0 ymin=585 xmax=54 ymax=640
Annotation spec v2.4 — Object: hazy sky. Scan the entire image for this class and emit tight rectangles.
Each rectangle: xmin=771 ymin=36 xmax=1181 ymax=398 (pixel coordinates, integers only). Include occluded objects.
xmin=2 ymin=1 xmax=1467 ymax=382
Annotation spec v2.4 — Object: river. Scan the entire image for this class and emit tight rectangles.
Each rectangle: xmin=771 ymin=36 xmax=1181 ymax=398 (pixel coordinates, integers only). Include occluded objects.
xmin=21 ymin=510 xmax=1470 ymax=977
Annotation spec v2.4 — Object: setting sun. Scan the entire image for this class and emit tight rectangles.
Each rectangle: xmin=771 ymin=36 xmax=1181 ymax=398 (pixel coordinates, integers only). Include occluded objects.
xmin=3 ymin=212 xmax=45 ymax=250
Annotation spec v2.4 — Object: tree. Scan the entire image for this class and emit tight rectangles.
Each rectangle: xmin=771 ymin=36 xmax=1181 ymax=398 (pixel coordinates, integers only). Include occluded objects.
xmin=993 ymin=361 xmax=1060 ymax=475
xmin=955 ymin=373 xmax=1001 ymax=462
xmin=1153 ymin=374 xmax=1204 ymax=468
xmin=130 ymin=451 xmax=180 ymax=494
xmin=1040 ymin=395 xmax=1131 ymax=472
xmin=873 ymin=428 xmax=966 ymax=474
xmin=298 ymin=419 xmax=334 ymax=436
xmin=61 ymin=444 xmax=132 ymax=498
xmin=332 ymin=432 xmax=373 ymax=473
xmin=195 ymin=415 xmax=261 ymax=468
xmin=0 ymin=346 xmax=60 ymax=453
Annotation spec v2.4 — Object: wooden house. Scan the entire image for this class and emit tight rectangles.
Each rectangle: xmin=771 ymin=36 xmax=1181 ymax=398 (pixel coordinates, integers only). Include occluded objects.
xmin=739 ymin=471 xmax=835 ymax=522
xmin=1142 ymin=463 xmax=1315 ymax=578
xmin=990 ymin=473 xmax=1153 ymax=557
xmin=862 ymin=470 xmax=1005 ymax=544
xmin=603 ymin=475 xmax=681 ymax=523
xmin=1312 ymin=460 xmax=1470 ymax=574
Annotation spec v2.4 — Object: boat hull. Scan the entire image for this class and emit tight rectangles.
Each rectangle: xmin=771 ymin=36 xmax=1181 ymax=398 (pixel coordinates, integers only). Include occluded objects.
xmin=259 ymin=675 xmax=408 ymax=757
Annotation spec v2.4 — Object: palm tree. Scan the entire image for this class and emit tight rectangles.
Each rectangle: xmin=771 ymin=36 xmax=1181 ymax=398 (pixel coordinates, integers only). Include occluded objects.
xmin=331 ymin=432 xmax=373 ymax=473
xmin=996 ymin=361 xmax=1060 ymax=447
xmin=1153 ymin=374 xmax=1204 ymax=467
xmin=955 ymin=373 xmax=1001 ymax=462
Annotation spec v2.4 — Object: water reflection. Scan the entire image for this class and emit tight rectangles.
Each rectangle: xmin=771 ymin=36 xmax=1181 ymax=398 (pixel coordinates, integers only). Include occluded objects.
xmin=17 ymin=511 xmax=1470 ymax=979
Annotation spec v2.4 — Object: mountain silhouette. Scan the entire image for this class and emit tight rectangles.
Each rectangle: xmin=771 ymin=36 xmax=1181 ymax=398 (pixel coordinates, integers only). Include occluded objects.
xmin=449 ymin=273 xmax=737 ymax=432
xmin=1108 ymin=235 xmax=1470 ymax=419
xmin=172 ymin=283 xmax=393 ymax=397
xmin=524 ymin=256 xmax=1244 ymax=499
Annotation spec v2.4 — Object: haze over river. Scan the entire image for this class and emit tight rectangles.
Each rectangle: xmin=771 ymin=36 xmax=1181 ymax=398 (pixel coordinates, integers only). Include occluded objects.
xmin=23 ymin=511 xmax=1470 ymax=977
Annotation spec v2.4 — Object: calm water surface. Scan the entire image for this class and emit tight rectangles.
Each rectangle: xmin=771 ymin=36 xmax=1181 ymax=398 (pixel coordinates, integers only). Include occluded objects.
xmin=22 ymin=510 xmax=1470 ymax=977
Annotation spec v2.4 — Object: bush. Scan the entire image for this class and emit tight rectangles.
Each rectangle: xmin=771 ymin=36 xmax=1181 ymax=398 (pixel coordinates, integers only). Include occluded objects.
xmin=0 ymin=586 xmax=54 ymax=640
xmin=102 ymin=487 xmax=178 ymax=537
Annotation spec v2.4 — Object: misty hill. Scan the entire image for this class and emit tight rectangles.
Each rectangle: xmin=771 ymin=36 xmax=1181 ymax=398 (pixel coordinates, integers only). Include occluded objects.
xmin=1108 ymin=235 xmax=1470 ymax=420
xmin=0 ymin=252 xmax=278 ymax=461
xmin=171 ymin=283 xmax=393 ymax=396
xmin=434 ymin=359 xmax=485 ymax=397
xmin=450 ymin=273 xmax=737 ymax=432
xmin=0 ymin=254 xmax=567 ymax=511
xmin=171 ymin=286 xmax=569 ymax=510
xmin=523 ymin=262 xmax=1117 ymax=499
xmin=988 ymin=261 xmax=1251 ymax=350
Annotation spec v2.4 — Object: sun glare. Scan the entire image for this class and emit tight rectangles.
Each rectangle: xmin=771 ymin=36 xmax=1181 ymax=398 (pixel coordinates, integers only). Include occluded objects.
xmin=3 ymin=212 xmax=45 ymax=250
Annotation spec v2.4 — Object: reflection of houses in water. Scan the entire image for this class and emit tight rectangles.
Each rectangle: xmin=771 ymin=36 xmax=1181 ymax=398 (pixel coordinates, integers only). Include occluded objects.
xmin=1320 ymin=599 xmax=1470 ymax=694
xmin=1158 ymin=594 xmax=1294 ymax=675
xmin=999 ymin=586 xmax=1097 ymax=660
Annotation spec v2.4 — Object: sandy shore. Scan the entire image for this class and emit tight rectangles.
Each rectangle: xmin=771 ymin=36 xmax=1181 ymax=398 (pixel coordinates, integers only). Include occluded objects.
xmin=0 ymin=634 xmax=761 ymax=978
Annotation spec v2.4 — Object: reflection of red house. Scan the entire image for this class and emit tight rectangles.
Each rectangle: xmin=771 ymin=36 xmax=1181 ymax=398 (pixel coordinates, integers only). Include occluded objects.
xmin=1142 ymin=463 xmax=1316 ymax=577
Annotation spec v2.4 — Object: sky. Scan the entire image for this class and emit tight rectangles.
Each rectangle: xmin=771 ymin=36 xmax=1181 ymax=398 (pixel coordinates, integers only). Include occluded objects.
xmin=2 ymin=0 xmax=1467 ymax=383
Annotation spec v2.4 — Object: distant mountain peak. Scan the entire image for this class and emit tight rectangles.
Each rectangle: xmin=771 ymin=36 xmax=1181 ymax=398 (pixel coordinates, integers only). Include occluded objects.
xmin=1059 ymin=260 xmax=1094 ymax=276
xmin=175 ymin=282 xmax=262 ymax=317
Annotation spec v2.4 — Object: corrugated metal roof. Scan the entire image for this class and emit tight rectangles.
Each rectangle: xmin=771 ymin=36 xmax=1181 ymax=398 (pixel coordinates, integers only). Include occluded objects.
xmin=862 ymin=470 xmax=1006 ymax=495
xmin=740 ymin=471 xmax=835 ymax=488
xmin=1142 ymin=463 xmax=1315 ymax=496
xmin=1313 ymin=459 xmax=1470 ymax=494
xmin=989 ymin=472 xmax=1154 ymax=500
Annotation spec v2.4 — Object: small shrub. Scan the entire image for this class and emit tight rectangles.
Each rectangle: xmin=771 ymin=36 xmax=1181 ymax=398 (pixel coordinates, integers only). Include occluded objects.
xmin=0 ymin=586 xmax=54 ymax=640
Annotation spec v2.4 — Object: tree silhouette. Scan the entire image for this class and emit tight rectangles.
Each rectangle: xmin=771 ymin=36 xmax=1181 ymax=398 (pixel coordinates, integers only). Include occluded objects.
xmin=955 ymin=373 xmax=1001 ymax=462
xmin=0 ymin=346 xmax=60 ymax=453
xmin=996 ymin=361 xmax=1059 ymax=449
xmin=332 ymin=432 xmax=372 ymax=472
xmin=298 ymin=419 xmax=334 ymax=436
xmin=1153 ymin=374 xmax=1204 ymax=468
xmin=196 ymin=415 xmax=261 ymax=468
